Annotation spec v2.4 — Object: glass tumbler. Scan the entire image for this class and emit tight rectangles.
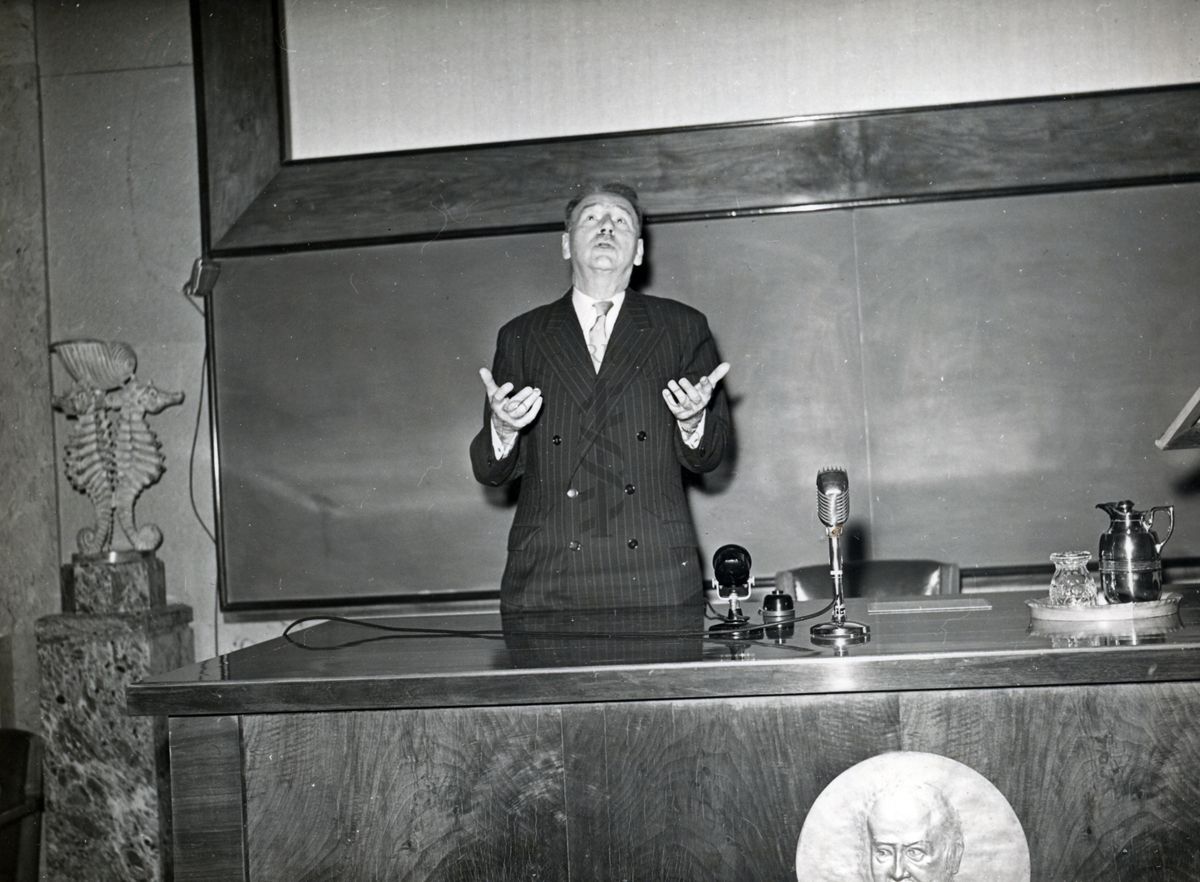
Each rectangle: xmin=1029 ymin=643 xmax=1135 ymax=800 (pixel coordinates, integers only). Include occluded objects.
xmin=1049 ymin=551 xmax=1098 ymax=606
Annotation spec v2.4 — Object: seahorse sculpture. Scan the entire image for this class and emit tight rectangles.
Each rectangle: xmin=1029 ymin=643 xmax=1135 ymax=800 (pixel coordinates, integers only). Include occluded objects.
xmin=108 ymin=378 xmax=185 ymax=550
xmin=55 ymin=383 xmax=117 ymax=554
xmin=51 ymin=340 xmax=184 ymax=555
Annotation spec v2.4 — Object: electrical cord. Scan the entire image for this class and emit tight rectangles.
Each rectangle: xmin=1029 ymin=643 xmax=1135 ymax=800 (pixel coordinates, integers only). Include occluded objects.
xmin=180 ymin=265 xmax=221 ymax=657
xmin=180 ymin=274 xmax=216 ymax=544
xmin=188 ymin=347 xmax=216 ymax=545
xmin=281 ymin=600 xmax=836 ymax=654
xmin=704 ymin=599 xmax=833 ymax=625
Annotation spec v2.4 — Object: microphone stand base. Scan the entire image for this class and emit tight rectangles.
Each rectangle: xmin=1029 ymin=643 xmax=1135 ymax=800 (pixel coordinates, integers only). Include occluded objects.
xmin=810 ymin=619 xmax=870 ymax=647
xmin=708 ymin=617 xmax=764 ymax=641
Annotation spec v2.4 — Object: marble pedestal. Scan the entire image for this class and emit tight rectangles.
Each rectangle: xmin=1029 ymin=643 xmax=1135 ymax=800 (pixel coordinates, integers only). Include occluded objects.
xmin=36 ymin=553 xmax=193 ymax=882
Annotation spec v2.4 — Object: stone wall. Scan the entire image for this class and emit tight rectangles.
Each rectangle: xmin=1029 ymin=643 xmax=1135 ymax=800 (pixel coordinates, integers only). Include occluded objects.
xmin=0 ymin=0 xmax=60 ymax=730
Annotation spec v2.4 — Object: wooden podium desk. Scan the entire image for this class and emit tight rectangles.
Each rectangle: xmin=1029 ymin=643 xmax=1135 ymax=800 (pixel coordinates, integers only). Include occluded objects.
xmin=128 ymin=589 xmax=1200 ymax=881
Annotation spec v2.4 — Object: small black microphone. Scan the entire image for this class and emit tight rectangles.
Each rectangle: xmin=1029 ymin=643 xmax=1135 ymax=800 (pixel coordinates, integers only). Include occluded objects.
xmin=709 ymin=544 xmax=761 ymax=639
xmin=713 ymin=544 xmax=752 ymax=597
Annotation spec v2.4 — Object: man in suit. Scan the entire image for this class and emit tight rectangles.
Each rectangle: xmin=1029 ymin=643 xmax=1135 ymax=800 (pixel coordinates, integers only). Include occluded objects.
xmin=471 ymin=182 xmax=731 ymax=611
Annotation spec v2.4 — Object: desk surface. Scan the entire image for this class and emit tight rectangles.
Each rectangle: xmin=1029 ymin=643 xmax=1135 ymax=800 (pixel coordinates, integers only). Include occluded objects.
xmin=127 ymin=588 xmax=1200 ymax=717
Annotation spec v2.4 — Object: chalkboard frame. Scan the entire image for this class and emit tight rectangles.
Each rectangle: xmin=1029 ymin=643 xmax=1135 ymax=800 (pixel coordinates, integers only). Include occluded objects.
xmin=190 ymin=0 xmax=1200 ymax=613
xmin=191 ymin=1 xmax=1200 ymax=257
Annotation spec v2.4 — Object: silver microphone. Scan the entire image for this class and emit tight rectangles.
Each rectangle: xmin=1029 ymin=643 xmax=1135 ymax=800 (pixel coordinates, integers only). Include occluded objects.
xmin=816 ymin=467 xmax=849 ymax=530
xmin=810 ymin=466 xmax=869 ymax=647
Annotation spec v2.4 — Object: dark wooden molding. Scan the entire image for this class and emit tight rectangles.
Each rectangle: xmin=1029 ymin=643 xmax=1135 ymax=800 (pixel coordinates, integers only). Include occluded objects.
xmin=168 ymin=715 xmax=248 ymax=881
xmin=192 ymin=0 xmax=282 ymax=252
xmin=193 ymin=0 xmax=1200 ymax=256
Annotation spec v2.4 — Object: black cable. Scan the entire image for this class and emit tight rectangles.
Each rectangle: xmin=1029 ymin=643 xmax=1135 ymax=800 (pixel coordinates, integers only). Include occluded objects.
xmin=181 ymin=272 xmax=220 ymax=655
xmin=181 ymin=277 xmax=216 ymax=545
xmin=705 ymin=599 xmax=834 ymax=625
xmin=281 ymin=601 xmax=836 ymax=653
xmin=188 ymin=346 xmax=216 ymax=545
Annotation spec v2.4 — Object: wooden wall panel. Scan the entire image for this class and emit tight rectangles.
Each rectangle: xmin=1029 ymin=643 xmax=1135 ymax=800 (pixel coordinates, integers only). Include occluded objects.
xmin=230 ymin=684 xmax=1200 ymax=880
xmin=192 ymin=2 xmax=1200 ymax=254
xmin=561 ymin=693 xmax=900 ymax=882
xmin=241 ymin=707 xmax=568 ymax=881
xmin=210 ymin=85 xmax=1200 ymax=254
xmin=168 ymin=715 xmax=248 ymax=882
xmin=899 ymin=683 xmax=1200 ymax=880
xmin=192 ymin=0 xmax=281 ymax=249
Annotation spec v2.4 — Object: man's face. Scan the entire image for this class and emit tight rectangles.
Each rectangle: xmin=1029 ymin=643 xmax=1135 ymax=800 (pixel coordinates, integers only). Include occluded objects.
xmin=561 ymin=193 xmax=644 ymax=278
xmin=867 ymin=799 xmax=962 ymax=882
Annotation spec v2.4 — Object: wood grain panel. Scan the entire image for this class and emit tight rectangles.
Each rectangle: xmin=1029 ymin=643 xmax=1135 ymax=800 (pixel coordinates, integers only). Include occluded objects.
xmin=193 ymin=0 xmax=281 ymax=249
xmin=210 ymin=85 xmax=1200 ymax=254
xmin=898 ymin=683 xmax=1200 ymax=880
xmin=216 ymin=118 xmax=850 ymax=252
xmin=168 ymin=715 xmax=247 ymax=882
xmin=201 ymin=683 xmax=1200 ymax=879
xmin=562 ymin=693 xmax=900 ymax=882
xmin=241 ymin=707 xmax=568 ymax=881
xmin=192 ymin=0 xmax=1200 ymax=255
xmin=858 ymin=88 xmax=1200 ymax=192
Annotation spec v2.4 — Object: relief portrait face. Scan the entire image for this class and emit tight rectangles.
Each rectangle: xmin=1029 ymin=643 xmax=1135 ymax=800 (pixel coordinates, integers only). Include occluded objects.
xmin=866 ymin=785 xmax=964 ymax=882
xmin=795 ymin=751 xmax=1029 ymax=882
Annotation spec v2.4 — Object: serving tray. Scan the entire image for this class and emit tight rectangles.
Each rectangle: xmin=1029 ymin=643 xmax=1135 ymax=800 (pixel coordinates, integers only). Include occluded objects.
xmin=1026 ymin=592 xmax=1181 ymax=622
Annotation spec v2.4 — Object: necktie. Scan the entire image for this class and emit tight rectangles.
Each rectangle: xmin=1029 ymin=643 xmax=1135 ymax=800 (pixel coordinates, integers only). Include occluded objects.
xmin=587 ymin=300 xmax=613 ymax=372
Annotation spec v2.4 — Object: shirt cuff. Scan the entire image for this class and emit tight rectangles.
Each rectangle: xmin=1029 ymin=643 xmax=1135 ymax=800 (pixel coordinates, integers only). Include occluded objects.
xmin=491 ymin=420 xmax=518 ymax=459
xmin=679 ymin=413 xmax=706 ymax=449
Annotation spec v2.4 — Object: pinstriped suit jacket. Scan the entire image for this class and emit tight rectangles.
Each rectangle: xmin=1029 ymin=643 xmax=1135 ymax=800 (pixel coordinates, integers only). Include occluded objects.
xmin=470 ymin=289 xmax=731 ymax=611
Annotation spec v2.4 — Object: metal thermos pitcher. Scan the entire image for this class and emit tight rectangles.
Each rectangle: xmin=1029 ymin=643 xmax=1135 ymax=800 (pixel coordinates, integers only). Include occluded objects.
xmin=1096 ymin=500 xmax=1174 ymax=603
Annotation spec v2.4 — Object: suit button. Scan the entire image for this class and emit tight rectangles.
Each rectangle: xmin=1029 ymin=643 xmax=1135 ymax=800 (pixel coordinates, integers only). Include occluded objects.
xmin=624 ymin=484 xmax=636 ymax=495
xmin=636 ymin=431 xmax=647 ymax=441
xmin=552 ymin=435 xmax=562 ymax=445
xmin=566 ymin=488 xmax=579 ymax=498
xmin=568 ymin=541 xmax=581 ymax=551
xmin=627 ymin=538 xmax=639 ymax=549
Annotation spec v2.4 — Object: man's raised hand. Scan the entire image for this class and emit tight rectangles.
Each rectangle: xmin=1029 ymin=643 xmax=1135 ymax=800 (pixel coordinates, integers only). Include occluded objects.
xmin=662 ymin=362 xmax=730 ymax=425
xmin=480 ymin=368 xmax=543 ymax=438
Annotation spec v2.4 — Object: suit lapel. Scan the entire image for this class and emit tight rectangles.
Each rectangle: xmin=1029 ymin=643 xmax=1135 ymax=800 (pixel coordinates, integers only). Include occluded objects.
xmin=597 ymin=292 xmax=662 ymax=393
xmin=532 ymin=290 xmax=666 ymax=472
xmin=576 ymin=291 xmax=664 ymax=464
xmin=534 ymin=291 xmax=595 ymax=409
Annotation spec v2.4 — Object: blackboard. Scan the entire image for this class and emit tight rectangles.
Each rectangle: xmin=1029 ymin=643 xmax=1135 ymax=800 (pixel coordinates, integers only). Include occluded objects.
xmin=211 ymin=183 xmax=1200 ymax=609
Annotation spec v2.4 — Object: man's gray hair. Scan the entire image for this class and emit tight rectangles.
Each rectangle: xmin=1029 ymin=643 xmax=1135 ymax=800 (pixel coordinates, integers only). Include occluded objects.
xmin=564 ymin=181 xmax=644 ymax=230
